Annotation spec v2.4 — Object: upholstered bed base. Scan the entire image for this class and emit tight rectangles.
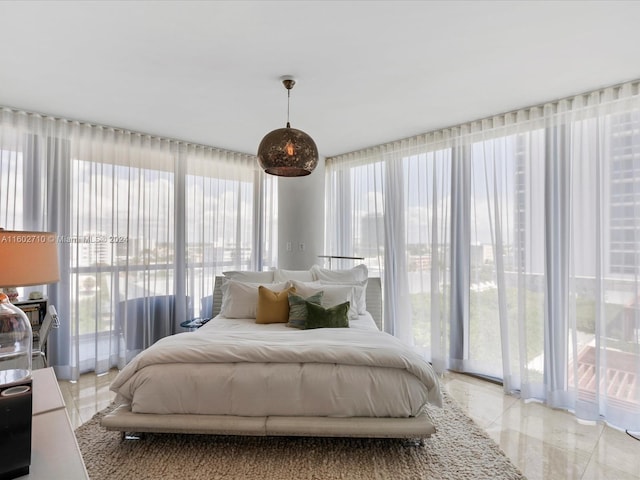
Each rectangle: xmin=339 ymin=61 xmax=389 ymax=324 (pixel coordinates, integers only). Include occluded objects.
xmin=102 ymin=404 xmax=436 ymax=439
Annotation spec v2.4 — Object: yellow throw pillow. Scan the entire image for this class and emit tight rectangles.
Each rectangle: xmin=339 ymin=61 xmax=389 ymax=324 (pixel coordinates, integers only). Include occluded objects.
xmin=256 ymin=285 xmax=296 ymax=324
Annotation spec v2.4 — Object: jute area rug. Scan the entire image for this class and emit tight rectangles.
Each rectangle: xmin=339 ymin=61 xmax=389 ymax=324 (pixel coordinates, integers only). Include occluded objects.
xmin=75 ymin=393 xmax=526 ymax=480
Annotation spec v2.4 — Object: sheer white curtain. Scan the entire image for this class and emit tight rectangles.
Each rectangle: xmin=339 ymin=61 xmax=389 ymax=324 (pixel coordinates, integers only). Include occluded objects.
xmin=325 ymin=81 xmax=640 ymax=430
xmin=0 ymin=108 xmax=276 ymax=380
xmin=325 ymin=135 xmax=453 ymax=362
xmin=183 ymin=145 xmax=278 ymax=319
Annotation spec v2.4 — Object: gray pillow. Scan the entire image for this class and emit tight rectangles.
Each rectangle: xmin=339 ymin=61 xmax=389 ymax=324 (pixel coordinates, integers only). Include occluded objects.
xmin=287 ymin=291 xmax=323 ymax=329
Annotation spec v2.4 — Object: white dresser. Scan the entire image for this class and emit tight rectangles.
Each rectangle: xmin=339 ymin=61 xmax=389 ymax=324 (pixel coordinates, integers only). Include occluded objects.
xmin=18 ymin=367 xmax=89 ymax=479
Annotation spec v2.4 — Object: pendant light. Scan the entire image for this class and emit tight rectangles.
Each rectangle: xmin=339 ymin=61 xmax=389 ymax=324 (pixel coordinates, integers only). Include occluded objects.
xmin=257 ymin=76 xmax=318 ymax=177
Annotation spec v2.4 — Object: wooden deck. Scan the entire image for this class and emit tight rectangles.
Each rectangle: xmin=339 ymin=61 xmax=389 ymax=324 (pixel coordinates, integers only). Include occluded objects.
xmin=569 ymin=345 xmax=639 ymax=408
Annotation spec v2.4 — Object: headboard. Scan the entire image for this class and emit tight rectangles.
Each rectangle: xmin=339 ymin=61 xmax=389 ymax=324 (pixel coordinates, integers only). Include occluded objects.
xmin=212 ymin=276 xmax=225 ymax=318
xmin=212 ymin=276 xmax=383 ymax=330
xmin=365 ymin=277 xmax=382 ymax=330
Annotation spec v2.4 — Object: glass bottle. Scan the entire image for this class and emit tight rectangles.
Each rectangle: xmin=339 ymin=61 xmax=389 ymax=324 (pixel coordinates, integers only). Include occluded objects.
xmin=0 ymin=292 xmax=32 ymax=386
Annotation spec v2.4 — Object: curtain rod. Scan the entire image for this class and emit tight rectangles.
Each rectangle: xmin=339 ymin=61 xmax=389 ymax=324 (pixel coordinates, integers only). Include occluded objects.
xmin=328 ymin=77 xmax=640 ymax=160
xmin=0 ymin=104 xmax=257 ymax=158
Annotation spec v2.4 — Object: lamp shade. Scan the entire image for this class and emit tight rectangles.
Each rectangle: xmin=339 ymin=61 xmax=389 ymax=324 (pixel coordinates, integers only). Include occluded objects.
xmin=0 ymin=231 xmax=60 ymax=288
xmin=257 ymin=76 xmax=319 ymax=177
xmin=257 ymin=126 xmax=319 ymax=177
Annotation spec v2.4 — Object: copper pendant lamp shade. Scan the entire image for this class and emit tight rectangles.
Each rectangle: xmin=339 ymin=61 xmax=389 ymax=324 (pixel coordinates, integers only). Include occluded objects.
xmin=257 ymin=77 xmax=318 ymax=177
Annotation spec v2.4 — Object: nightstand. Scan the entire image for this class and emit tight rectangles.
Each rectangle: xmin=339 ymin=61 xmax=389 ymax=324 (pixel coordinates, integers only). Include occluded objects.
xmin=179 ymin=317 xmax=211 ymax=331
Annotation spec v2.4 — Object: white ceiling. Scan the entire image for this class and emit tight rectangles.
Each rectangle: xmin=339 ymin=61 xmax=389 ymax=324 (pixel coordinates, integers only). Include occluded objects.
xmin=1 ymin=1 xmax=639 ymax=158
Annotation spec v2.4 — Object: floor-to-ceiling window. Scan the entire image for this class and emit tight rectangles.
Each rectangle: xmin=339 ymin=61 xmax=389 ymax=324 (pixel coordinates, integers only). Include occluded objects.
xmin=0 ymin=109 xmax=277 ymax=379
xmin=325 ymin=81 xmax=640 ymax=431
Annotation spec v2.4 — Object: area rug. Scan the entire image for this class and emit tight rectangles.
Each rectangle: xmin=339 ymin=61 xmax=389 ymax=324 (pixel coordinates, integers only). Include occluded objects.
xmin=75 ymin=392 xmax=526 ymax=480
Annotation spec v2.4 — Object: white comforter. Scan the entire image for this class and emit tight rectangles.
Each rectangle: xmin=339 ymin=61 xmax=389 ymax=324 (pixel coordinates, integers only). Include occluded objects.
xmin=111 ymin=315 xmax=442 ymax=418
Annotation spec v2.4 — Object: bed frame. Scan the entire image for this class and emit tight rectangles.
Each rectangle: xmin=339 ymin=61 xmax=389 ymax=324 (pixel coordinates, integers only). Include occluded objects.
xmin=101 ymin=276 xmax=437 ymax=440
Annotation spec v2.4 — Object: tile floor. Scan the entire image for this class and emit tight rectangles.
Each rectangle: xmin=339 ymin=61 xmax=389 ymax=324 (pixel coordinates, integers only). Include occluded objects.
xmin=59 ymin=369 xmax=640 ymax=480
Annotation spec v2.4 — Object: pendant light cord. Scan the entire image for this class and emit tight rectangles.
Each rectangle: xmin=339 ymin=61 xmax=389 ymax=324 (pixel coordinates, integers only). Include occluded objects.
xmin=286 ymin=88 xmax=291 ymax=128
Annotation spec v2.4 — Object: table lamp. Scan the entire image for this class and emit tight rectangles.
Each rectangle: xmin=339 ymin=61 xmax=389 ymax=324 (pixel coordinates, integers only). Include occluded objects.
xmin=0 ymin=229 xmax=60 ymax=479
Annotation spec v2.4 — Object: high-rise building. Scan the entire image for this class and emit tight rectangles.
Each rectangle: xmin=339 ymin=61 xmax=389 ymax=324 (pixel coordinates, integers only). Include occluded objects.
xmin=608 ymin=111 xmax=640 ymax=275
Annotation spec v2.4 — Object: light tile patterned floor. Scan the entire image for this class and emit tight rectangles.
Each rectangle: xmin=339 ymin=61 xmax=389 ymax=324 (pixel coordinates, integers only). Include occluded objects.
xmin=439 ymin=372 xmax=640 ymax=480
xmin=60 ymin=369 xmax=640 ymax=480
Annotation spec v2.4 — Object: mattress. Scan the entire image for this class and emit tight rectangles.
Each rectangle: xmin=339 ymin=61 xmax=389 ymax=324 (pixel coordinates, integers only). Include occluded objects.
xmin=110 ymin=313 xmax=442 ymax=418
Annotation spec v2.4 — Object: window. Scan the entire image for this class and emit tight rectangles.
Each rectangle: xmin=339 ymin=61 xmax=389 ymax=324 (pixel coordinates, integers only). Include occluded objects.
xmin=0 ymin=115 xmax=276 ymax=378
xmin=325 ymin=82 xmax=640 ymax=430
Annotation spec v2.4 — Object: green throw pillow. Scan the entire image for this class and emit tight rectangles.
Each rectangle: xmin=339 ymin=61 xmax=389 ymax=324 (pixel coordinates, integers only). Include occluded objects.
xmin=304 ymin=301 xmax=350 ymax=329
xmin=287 ymin=291 xmax=324 ymax=329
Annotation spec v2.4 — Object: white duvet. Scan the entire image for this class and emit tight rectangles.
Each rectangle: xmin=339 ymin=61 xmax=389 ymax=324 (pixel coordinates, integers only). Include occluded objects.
xmin=111 ymin=314 xmax=442 ymax=418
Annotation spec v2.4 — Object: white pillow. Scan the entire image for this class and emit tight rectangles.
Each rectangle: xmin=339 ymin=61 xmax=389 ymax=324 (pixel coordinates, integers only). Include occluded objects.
xmin=311 ymin=264 xmax=368 ymax=283
xmin=220 ymin=279 xmax=288 ymax=318
xmin=223 ymin=270 xmax=275 ymax=283
xmin=318 ymin=280 xmax=367 ymax=314
xmin=290 ymin=280 xmax=358 ymax=320
xmin=273 ymin=268 xmax=315 ymax=282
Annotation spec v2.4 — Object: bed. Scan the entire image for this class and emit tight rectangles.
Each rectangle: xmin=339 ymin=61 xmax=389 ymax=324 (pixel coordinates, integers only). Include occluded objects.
xmin=102 ymin=266 xmax=442 ymax=440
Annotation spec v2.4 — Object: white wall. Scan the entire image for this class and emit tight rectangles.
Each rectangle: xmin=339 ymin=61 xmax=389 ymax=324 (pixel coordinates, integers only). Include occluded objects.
xmin=277 ymin=156 xmax=325 ymax=269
